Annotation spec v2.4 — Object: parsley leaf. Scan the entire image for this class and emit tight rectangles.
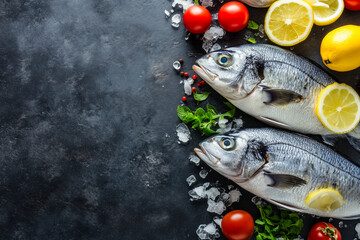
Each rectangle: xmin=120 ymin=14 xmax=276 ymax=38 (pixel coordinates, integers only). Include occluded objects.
xmin=255 ymin=205 xmax=303 ymax=240
xmin=247 ymin=20 xmax=259 ymax=30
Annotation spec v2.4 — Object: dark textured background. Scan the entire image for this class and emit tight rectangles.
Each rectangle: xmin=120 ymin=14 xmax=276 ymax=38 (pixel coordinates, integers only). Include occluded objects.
xmin=0 ymin=0 xmax=359 ymax=239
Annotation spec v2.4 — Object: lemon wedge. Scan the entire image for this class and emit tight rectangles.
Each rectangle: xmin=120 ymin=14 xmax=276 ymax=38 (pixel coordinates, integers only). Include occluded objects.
xmin=305 ymin=188 xmax=345 ymax=212
xmin=264 ymin=0 xmax=314 ymax=46
xmin=303 ymin=0 xmax=344 ymax=26
xmin=316 ymin=83 xmax=360 ymax=134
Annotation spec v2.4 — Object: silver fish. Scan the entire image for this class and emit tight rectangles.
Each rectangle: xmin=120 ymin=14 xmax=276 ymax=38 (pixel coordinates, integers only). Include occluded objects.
xmin=194 ymin=128 xmax=360 ymax=219
xmin=192 ymin=44 xmax=360 ymax=151
xmin=238 ymin=0 xmax=276 ymax=7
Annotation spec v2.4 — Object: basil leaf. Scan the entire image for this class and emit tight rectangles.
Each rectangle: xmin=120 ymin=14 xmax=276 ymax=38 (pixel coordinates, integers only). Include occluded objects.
xmin=177 ymin=105 xmax=195 ymax=123
xmin=206 ymin=104 xmax=218 ymax=116
xmin=194 ymin=91 xmax=211 ymax=102
xmin=195 ymin=107 xmax=206 ymax=119
xmin=247 ymin=20 xmax=259 ymax=30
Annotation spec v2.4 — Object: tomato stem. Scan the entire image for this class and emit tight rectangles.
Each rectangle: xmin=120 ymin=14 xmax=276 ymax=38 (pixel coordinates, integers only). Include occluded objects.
xmin=320 ymin=223 xmax=337 ymax=240
xmin=194 ymin=0 xmax=199 ymax=5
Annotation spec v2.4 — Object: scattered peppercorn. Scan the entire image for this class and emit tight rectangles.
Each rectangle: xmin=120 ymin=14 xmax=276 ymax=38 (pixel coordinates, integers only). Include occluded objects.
xmin=200 ymin=80 xmax=205 ymax=86
xmin=192 ymin=75 xmax=197 ymax=80
xmin=191 ymin=87 xmax=196 ymax=92
xmin=180 ymin=71 xmax=184 ymax=77
xmin=184 ymin=72 xmax=189 ymax=77
xmin=182 ymin=96 xmax=187 ymax=102
xmin=179 ymin=59 xmax=184 ymax=64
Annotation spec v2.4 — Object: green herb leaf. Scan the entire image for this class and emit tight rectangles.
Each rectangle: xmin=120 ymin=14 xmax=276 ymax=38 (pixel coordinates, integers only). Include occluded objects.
xmin=177 ymin=105 xmax=195 ymax=123
xmin=246 ymin=38 xmax=257 ymax=44
xmin=247 ymin=20 xmax=259 ymax=30
xmin=255 ymin=205 xmax=303 ymax=240
xmin=206 ymin=104 xmax=218 ymax=116
xmin=194 ymin=91 xmax=211 ymax=102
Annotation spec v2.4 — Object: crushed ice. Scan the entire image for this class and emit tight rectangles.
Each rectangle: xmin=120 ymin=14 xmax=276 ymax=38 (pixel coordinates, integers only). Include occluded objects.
xmin=171 ymin=14 xmax=181 ymax=28
xmin=183 ymin=77 xmax=194 ymax=95
xmin=356 ymin=223 xmax=360 ymax=239
xmin=186 ymin=175 xmax=197 ymax=186
xmin=176 ymin=123 xmax=191 ymax=144
xmin=189 ymin=153 xmax=201 ymax=166
xmin=196 ymin=222 xmax=220 ymax=240
xmin=202 ymin=26 xmax=226 ymax=53
xmin=199 ymin=169 xmax=209 ymax=179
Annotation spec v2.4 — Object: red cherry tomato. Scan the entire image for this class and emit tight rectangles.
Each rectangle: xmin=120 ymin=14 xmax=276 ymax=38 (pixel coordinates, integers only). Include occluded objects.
xmin=308 ymin=222 xmax=341 ymax=240
xmin=221 ymin=210 xmax=254 ymax=240
xmin=218 ymin=1 xmax=249 ymax=32
xmin=344 ymin=0 xmax=360 ymax=11
xmin=183 ymin=5 xmax=212 ymax=34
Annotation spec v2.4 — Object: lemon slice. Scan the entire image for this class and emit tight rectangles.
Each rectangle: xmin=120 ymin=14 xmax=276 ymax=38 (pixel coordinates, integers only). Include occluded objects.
xmin=304 ymin=0 xmax=344 ymax=26
xmin=264 ymin=0 xmax=314 ymax=46
xmin=316 ymin=83 xmax=360 ymax=134
xmin=305 ymin=188 xmax=345 ymax=212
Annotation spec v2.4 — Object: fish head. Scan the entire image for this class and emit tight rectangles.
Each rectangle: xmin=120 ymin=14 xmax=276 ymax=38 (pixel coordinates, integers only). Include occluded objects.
xmin=193 ymin=48 xmax=260 ymax=100
xmin=194 ymin=133 xmax=266 ymax=183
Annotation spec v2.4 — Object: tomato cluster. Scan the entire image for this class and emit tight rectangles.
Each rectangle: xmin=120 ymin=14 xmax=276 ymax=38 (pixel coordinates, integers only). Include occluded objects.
xmin=344 ymin=0 xmax=360 ymax=11
xmin=183 ymin=1 xmax=249 ymax=34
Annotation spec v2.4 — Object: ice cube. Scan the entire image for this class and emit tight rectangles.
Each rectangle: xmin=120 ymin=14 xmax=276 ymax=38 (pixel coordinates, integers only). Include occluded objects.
xmin=218 ymin=119 xmax=228 ymax=128
xmin=176 ymin=123 xmax=191 ymax=144
xmin=201 ymin=0 xmax=214 ymax=8
xmin=202 ymin=40 xmax=214 ymax=53
xmin=206 ymin=187 xmax=220 ymax=200
xmin=196 ymin=222 xmax=220 ymax=240
xmin=203 ymin=26 xmax=225 ymax=42
xmin=172 ymin=0 xmax=194 ymax=11
xmin=213 ymin=216 xmax=222 ymax=227
xmin=227 ymin=189 xmax=241 ymax=205
xmin=212 ymin=13 xmax=218 ymax=21
xmin=338 ymin=221 xmax=344 ymax=228
xmin=184 ymin=77 xmax=194 ymax=95
xmin=258 ymin=24 xmax=265 ymax=38
xmin=355 ymin=223 xmax=360 ymax=238
xmin=173 ymin=60 xmax=181 ymax=71
xmin=328 ymin=218 xmax=333 ymax=222
xmin=207 ymin=199 xmax=226 ymax=215
xmin=164 ymin=10 xmax=171 ymax=18
xmin=189 ymin=186 xmax=206 ymax=200
xmin=232 ymin=118 xmax=243 ymax=129
xmin=210 ymin=43 xmax=221 ymax=52
xmin=186 ymin=175 xmax=197 ymax=186
xmin=251 ymin=196 xmax=264 ymax=206
xmin=199 ymin=169 xmax=209 ymax=179
xmin=189 ymin=153 xmax=201 ymax=166
xmin=171 ymin=14 xmax=181 ymax=28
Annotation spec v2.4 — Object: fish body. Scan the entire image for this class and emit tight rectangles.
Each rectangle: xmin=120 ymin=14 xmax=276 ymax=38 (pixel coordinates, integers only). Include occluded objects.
xmin=192 ymin=44 xmax=360 ymax=150
xmin=194 ymin=128 xmax=360 ymax=219
xmin=238 ymin=0 xmax=276 ymax=7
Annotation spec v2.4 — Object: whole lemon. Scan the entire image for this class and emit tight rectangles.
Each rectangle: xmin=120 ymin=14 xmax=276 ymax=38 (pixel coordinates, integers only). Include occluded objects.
xmin=320 ymin=25 xmax=360 ymax=72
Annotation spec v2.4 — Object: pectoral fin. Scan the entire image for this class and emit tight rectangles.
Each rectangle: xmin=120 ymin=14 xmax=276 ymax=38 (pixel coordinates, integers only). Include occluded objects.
xmin=261 ymin=87 xmax=304 ymax=105
xmin=264 ymin=171 xmax=307 ymax=189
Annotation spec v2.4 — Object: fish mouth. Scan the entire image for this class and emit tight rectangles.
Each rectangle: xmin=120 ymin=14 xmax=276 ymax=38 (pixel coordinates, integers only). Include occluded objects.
xmin=194 ymin=146 xmax=221 ymax=165
xmin=192 ymin=62 xmax=217 ymax=82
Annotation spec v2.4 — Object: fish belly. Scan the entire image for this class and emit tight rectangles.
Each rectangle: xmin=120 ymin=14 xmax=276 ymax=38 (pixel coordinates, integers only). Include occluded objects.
xmin=230 ymin=87 xmax=331 ymax=135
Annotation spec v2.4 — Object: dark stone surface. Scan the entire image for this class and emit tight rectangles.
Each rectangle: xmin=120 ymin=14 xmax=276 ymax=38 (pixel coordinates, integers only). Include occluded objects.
xmin=0 ymin=0 xmax=359 ymax=239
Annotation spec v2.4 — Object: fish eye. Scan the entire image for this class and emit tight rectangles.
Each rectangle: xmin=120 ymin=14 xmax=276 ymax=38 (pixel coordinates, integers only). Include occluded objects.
xmin=220 ymin=137 xmax=235 ymax=150
xmin=217 ymin=54 xmax=232 ymax=66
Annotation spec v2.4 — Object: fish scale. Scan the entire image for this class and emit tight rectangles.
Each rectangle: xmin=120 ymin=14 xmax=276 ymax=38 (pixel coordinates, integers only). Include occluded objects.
xmin=194 ymin=128 xmax=360 ymax=219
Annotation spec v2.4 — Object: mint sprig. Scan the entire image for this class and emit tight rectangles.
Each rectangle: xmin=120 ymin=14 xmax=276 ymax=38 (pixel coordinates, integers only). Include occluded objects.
xmin=177 ymin=102 xmax=236 ymax=136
